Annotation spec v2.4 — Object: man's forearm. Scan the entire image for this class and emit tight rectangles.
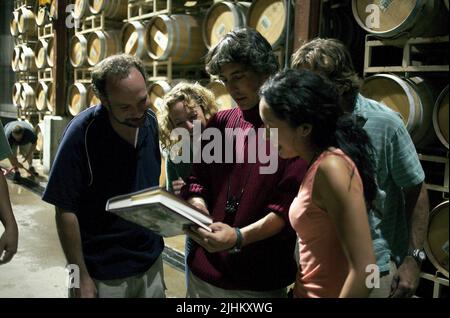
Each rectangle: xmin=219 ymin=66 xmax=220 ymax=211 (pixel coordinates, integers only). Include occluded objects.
xmin=55 ymin=208 xmax=90 ymax=276
xmin=241 ymin=212 xmax=285 ymax=247
xmin=404 ymin=182 xmax=429 ymax=250
xmin=8 ymin=155 xmax=20 ymax=167
xmin=0 ymin=174 xmax=15 ymax=226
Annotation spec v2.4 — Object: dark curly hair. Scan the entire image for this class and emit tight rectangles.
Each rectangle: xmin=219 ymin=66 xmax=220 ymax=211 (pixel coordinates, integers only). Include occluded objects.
xmin=205 ymin=28 xmax=279 ymax=77
xmin=260 ymin=68 xmax=377 ymax=208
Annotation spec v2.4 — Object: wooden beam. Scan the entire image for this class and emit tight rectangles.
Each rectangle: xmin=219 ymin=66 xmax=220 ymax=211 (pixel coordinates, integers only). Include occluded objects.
xmin=53 ymin=0 xmax=68 ymax=116
xmin=293 ymin=0 xmax=321 ymax=52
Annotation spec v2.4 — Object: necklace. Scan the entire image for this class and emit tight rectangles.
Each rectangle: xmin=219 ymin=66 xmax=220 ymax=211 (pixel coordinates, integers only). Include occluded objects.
xmin=225 ymin=164 xmax=254 ymax=214
xmin=224 ymin=114 xmax=257 ymax=215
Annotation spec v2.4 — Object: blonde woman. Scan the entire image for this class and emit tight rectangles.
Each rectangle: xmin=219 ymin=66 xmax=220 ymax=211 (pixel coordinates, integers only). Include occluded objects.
xmin=158 ymin=82 xmax=218 ymax=287
xmin=158 ymin=82 xmax=218 ymax=195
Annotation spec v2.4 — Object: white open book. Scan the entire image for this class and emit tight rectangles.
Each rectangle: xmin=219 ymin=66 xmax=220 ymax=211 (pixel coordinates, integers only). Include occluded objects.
xmin=106 ymin=186 xmax=213 ymax=237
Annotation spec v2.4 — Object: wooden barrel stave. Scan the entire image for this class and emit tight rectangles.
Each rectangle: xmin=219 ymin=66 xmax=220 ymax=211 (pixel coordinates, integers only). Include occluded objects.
xmin=68 ymin=82 xmax=88 ymax=116
xmin=70 ymin=34 xmax=88 ymax=67
xmin=433 ymin=86 xmax=449 ymax=149
xmin=425 ymin=201 xmax=449 ymax=278
xmin=361 ymin=74 xmax=437 ymax=149
xmin=247 ymin=0 xmax=289 ymax=49
xmin=87 ymin=31 xmax=121 ymax=66
xmin=352 ymin=0 xmax=448 ymax=38
xmin=202 ymin=1 xmax=250 ymax=49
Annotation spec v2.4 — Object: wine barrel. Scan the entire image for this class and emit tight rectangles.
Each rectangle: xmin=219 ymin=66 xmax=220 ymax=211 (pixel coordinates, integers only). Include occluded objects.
xmin=73 ymin=0 xmax=89 ymax=20
xmin=35 ymin=122 xmax=44 ymax=153
xmin=206 ymin=80 xmax=236 ymax=110
xmin=36 ymin=5 xmax=50 ymax=26
xmin=433 ymin=86 xmax=449 ymax=149
xmin=122 ymin=21 xmax=148 ymax=59
xmin=35 ymin=81 xmax=52 ymax=111
xmin=425 ymin=201 xmax=449 ymax=278
xmin=352 ymin=0 xmax=448 ymax=38
xmin=68 ymin=83 xmax=87 ymax=116
xmin=246 ymin=0 xmax=291 ymax=49
xmin=12 ymin=83 xmax=22 ymax=107
xmin=87 ymin=84 xmax=100 ymax=107
xmin=20 ymin=83 xmax=36 ymax=110
xmin=203 ymin=1 xmax=250 ymax=49
xmin=50 ymin=0 xmax=57 ymax=19
xmin=17 ymin=7 xmax=37 ymax=36
xmin=148 ymin=81 xmax=172 ymax=113
xmin=88 ymin=0 xmax=128 ymax=20
xmin=361 ymin=74 xmax=436 ymax=148
xmin=10 ymin=10 xmax=19 ymax=36
xmin=47 ymin=37 xmax=55 ymax=67
xmin=12 ymin=46 xmax=21 ymax=72
xmin=19 ymin=45 xmax=37 ymax=72
xmin=70 ymin=34 xmax=88 ymax=67
xmin=87 ymin=31 xmax=121 ymax=66
xmin=146 ymin=14 xmax=206 ymax=64
xmin=34 ymin=39 xmax=49 ymax=69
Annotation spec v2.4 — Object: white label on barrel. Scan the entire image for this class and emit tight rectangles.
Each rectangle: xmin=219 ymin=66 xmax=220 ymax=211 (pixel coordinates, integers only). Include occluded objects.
xmin=443 ymin=241 xmax=449 ymax=255
xmin=125 ymin=32 xmax=138 ymax=54
xmin=216 ymin=23 xmax=226 ymax=37
xmin=261 ymin=15 xmax=271 ymax=30
xmin=77 ymin=51 xmax=82 ymax=63
xmin=91 ymin=47 xmax=98 ymax=59
xmin=365 ymin=4 xmax=380 ymax=29
xmin=155 ymin=30 xmax=168 ymax=50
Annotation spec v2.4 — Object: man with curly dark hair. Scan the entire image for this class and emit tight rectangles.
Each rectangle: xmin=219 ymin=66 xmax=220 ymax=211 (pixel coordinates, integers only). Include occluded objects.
xmin=181 ymin=28 xmax=307 ymax=298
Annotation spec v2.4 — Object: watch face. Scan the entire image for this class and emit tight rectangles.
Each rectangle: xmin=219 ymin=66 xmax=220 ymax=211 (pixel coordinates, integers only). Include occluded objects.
xmin=418 ymin=250 xmax=426 ymax=260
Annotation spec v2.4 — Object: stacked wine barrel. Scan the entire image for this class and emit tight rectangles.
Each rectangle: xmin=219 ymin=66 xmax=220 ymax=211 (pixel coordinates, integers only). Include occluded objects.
xmin=68 ymin=0 xmax=127 ymax=117
xmin=9 ymin=0 xmax=297 ymax=176
xmin=124 ymin=0 xmax=291 ymax=113
xmin=353 ymin=0 xmax=449 ymax=295
xmin=10 ymin=0 xmax=44 ymax=157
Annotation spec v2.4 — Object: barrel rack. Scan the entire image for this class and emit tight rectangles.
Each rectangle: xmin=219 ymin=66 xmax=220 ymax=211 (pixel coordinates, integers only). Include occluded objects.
xmin=364 ymin=34 xmax=450 ymax=76
xmin=74 ymin=13 xmax=123 ymax=35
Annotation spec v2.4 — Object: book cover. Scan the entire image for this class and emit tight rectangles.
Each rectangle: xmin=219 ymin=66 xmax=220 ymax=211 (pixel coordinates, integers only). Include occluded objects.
xmin=106 ymin=186 xmax=213 ymax=237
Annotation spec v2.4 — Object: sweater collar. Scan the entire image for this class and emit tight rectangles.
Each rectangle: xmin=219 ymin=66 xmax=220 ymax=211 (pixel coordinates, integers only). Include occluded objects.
xmin=239 ymin=104 xmax=263 ymax=127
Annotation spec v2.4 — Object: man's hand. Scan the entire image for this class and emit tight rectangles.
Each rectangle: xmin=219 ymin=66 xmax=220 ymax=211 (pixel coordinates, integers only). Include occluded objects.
xmin=188 ymin=197 xmax=209 ymax=215
xmin=172 ymin=178 xmax=185 ymax=196
xmin=185 ymin=222 xmax=237 ymax=253
xmin=0 ymin=222 xmax=19 ymax=265
xmin=72 ymin=274 xmax=97 ymax=298
xmin=9 ymin=156 xmax=24 ymax=170
xmin=390 ymin=256 xmax=421 ymax=298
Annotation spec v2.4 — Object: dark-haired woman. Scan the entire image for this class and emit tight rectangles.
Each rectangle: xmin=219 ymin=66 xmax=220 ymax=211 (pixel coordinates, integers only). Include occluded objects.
xmin=259 ymin=68 xmax=376 ymax=298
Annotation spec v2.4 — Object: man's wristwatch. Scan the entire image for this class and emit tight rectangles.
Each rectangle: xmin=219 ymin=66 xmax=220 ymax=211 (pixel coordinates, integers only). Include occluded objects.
xmin=229 ymin=227 xmax=243 ymax=254
xmin=408 ymin=248 xmax=426 ymax=266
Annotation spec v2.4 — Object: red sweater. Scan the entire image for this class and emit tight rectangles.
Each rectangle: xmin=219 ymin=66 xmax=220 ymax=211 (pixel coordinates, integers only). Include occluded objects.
xmin=182 ymin=106 xmax=308 ymax=291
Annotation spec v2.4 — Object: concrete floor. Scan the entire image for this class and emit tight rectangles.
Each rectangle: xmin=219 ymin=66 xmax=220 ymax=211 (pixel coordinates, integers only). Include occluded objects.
xmin=0 ymin=178 xmax=186 ymax=298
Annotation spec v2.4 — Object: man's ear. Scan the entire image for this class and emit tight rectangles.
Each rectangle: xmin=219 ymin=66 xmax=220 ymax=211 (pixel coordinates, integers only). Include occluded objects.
xmin=296 ymin=123 xmax=312 ymax=137
xmin=100 ymin=96 xmax=109 ymax=109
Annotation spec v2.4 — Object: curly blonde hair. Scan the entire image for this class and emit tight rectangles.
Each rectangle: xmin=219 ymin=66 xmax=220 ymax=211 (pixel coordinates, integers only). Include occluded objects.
xmin=158 ymin=82 xmax=218 ymax=152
